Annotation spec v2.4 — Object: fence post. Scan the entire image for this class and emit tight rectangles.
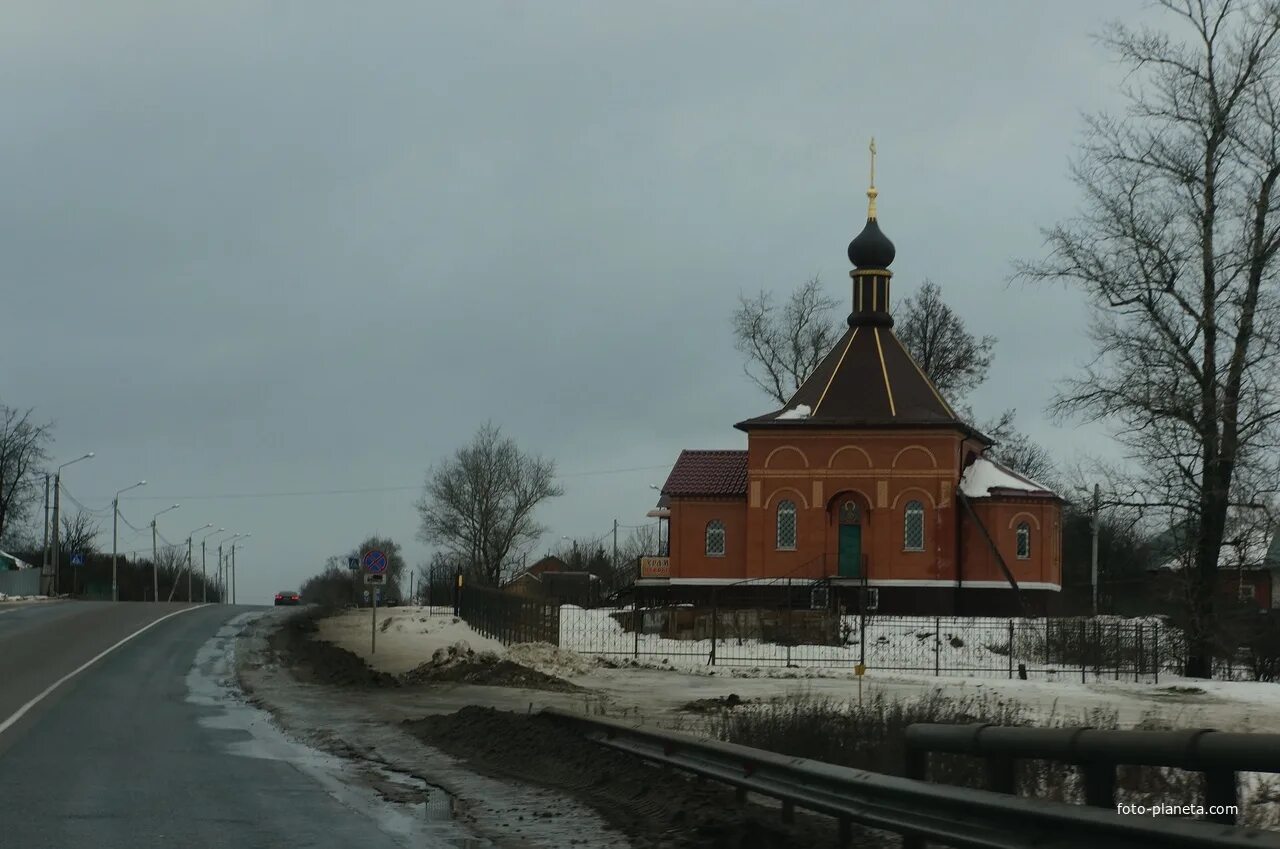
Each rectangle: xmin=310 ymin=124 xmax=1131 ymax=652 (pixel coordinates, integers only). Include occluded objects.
xmin=1136 ymin=622 xmax=1144 ymax=683
xmin=1008 ymin=620 xmax=1014 ymax=680
xmin=1114 ymin=622 xmax=1121 ymax=681
xmin=1154 ymin=621 xmax=1160 ymax=685
xmin=1080 ymin=619 xmax=1087 ymax=684
xmin=634 ymin=595 xmax=640 ymax=659
xmin=786 ymin=579 xmax=793 ymax=668
xmin=709 ymin=589 xmax=718 ymax=667
xmin=1093 ymin=619 xmax=1101 ymax=679
xmin=934 ymin=615 xmax=941 ymax=677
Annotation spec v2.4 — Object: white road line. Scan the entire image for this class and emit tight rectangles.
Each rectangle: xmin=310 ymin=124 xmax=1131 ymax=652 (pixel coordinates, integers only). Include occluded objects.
xmin=0 ymin=604 xmax=207 ymax=738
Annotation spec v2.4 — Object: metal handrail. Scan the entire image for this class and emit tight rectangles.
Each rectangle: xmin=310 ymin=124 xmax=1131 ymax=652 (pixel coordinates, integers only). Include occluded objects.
xmin=544 ymin=708 xmax=1280 ymax=849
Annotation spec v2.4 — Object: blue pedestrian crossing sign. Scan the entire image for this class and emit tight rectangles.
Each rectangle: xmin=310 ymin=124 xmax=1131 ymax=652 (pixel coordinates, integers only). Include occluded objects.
xmin=347 ymin=557 xmax=360 ymax=570
xmin=70 ymin=552 xmax=85 ymax=567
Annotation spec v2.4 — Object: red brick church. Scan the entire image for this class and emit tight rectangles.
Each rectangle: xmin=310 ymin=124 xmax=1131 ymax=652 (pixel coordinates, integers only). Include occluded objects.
xmin=642 ymin=158 xmax=1063 ymax=615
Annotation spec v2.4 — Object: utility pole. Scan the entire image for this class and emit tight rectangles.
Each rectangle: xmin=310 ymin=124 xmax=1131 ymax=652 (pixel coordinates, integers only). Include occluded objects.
xmin=187 ymin=535 xmax=194 ymax=602
xmin=218 ymin=544 xmax=223 ymax=602
xmin=231 ymin=543 xmax=236 ymax=604
xmin=151 ymin=519 xmax=158 ymax=603
xmin=201 ymin=539 xmax=207 ymax=603
xmin=613 ymin=519 xmax=619 ymax=573
xmin=1091 ymin=483 xmax=1101 ymax=616
xmin=41 ymin=474 xmax=49 ymax=578
xmin=50 ymin=472 xmax=60 ymax=596
xmin=112 ymin=497 xmax=119 ymax=601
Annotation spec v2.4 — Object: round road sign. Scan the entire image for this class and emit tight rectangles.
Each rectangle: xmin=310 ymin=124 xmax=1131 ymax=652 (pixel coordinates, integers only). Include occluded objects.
xmin=362 ymin=549 xmax=388 ymax=574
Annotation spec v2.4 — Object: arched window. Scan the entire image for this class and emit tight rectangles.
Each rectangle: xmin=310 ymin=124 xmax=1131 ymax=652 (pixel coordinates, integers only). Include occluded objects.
xmin=705 ymin=520 xmax=726 ymax=557
xmin=776 ymin=500 xmax=797 ymax=550
xmin=904 ymin=500 xmax=925 ymax=551
xmin=1016 ymin=522 xmax=1031 ymax=559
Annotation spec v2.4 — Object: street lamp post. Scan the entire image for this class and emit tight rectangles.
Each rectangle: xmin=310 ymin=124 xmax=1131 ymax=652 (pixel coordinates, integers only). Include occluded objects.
xmin=50 ymin=453 xmax=94 ymax=596
xmin=111 ymin=480 xmax=146 ymax=602
xmin=151 ymin=504 xmax=180 ymax=602
xmin=229 ymin=534 xmax=250 ymax=605
xmin=199 ymin=528 xmax=225 ymax=604
xmin=217 ymin=534 xmax=240 ymax=604
xmin=184 ymin=524 xmax=212 ymax=602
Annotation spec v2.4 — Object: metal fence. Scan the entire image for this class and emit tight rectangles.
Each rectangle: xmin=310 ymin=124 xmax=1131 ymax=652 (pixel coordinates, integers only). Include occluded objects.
xmin=0 ymin=568 xmax=41 ymax=597
xmin=458 ymin=585 xmax=560 ymax=645
xmin=557 ymin=603 xmax=1180 ymax=681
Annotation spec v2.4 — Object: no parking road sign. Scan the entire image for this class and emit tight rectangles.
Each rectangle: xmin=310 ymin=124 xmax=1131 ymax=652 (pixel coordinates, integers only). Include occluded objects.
xmin=362 ymin=549 xmax=388 ymax=574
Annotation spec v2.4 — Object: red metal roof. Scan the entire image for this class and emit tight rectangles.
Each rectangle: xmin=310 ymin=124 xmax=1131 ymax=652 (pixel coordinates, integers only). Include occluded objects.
xmin=661 ymin=450 xmax=748 ymax=498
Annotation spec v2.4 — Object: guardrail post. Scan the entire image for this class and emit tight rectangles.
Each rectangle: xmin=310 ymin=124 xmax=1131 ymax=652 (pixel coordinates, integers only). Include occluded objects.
xmin=1082 ymin=761 xmax=1116 ymax=809
xmin=1205 ymin=769 xmax=1238 ymax=825
xmin=837 ymin=816 xmax=852 ymax=848
xmin=781 ymin=799 xmax=795 ymax=824
xmin=985 ymin=755 xmax=1016 ymax=795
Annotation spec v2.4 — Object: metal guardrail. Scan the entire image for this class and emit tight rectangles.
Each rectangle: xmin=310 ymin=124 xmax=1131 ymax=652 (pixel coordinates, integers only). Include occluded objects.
xmin=905 ymin=724 xmax=1280 ymax=827
xmin=543 ymin=708 xmax=1280 ymax=849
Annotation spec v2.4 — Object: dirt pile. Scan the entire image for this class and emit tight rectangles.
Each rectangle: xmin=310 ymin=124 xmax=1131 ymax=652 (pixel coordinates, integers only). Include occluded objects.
xmin=405 ymin=706 xmax=855 ymax=848
xmin=401 ymin=641 xmax=582 ymax=692
xmin=268 ymin=612 xmax=399 ymax=689
xmin=681 ymin=694 xmax=753 ymax=712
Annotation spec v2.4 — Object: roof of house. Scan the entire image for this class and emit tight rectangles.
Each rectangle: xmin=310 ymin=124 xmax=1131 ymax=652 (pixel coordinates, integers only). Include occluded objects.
xmin=0 ymin=550 xmax=34 ymax=570
xmin=959 ymin=457 xmax=1058 ymax=500
xmin=527 ymin=555 xmax=568 ymax=576
xmin=661 ymin=450 xmax=749 ymax=498
xmin=734 ymin=325 xmax=988 ymax=442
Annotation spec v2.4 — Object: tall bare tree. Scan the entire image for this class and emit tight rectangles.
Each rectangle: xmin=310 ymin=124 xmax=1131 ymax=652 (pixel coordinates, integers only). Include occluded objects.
xmin=59 ymin=511 xmax=101 ymax=557
xmin=896 ymin=279 xmax=997 ymax=400
xmin=732 ymin=276 xmax=841 ymax=404
xmin=0 ymin=404 xmax=52 ymax=545
xmin=1015 ymin=0 xmax=1280 ymax=676
xmin=417 ymin=423 xmax=563 ymax=587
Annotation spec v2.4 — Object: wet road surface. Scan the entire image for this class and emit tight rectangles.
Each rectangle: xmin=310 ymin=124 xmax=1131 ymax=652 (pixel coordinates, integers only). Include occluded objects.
xmin=0 ymin=602 xmax=482 ymax=848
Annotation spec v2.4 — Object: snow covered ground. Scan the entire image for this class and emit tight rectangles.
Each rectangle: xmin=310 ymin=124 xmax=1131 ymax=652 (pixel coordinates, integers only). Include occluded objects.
xmin=314 ymin=606 xmax=1280 ymax=734
xmin=558 ymin=606 xmax=1180 ymax=682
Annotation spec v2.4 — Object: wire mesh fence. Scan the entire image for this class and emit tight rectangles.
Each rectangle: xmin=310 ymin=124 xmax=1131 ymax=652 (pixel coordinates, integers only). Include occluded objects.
xmin=453 ymin=575 xmax=1274 ymax=682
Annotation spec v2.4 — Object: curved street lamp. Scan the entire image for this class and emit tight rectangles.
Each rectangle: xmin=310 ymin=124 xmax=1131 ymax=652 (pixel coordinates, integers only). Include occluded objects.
xmin=197 ymin=527 xmax=225 ymax=604
xmin=111 ymin=480 xmax=146 ymax=601
xmin=150 ymin=504 xmax=180 ymax=602
xmin=50 ymin=452 xmax=94 ymax=595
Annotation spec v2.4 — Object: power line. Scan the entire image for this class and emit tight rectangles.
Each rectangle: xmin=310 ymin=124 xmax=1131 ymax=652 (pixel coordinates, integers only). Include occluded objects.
xmin=100 ymin=463 xmax=674 ymax=502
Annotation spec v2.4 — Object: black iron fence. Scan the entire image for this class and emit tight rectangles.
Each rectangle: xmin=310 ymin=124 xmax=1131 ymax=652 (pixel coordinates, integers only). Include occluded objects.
xmin=458 ymin=585 xmax=560 ymax=645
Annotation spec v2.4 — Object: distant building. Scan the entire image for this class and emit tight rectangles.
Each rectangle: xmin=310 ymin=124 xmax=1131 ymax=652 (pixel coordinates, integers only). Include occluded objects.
xmin=641 ymin=159 xmax=1064 ymax=616
xmin=1147 ymin=520 xmax=1280 ymax=611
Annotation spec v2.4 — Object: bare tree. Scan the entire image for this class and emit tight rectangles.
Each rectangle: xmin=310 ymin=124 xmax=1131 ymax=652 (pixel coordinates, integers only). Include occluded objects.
xmin=0 ymin=404 xmax=52 ymax=544
xmin=732 ymin=276 xmax=841 ymax=404
xmin=981 ymin=409 xmax=1059 ymax=486
xmin=59 ymin=511 xmax=101 ymax=557
xmin=1015 ymin=0 xmax=1280 ymax=676
xmin=896 ymin=279 xmax=997 ymax=400
xmin=416 ymin=423 xmax=563 ymax=587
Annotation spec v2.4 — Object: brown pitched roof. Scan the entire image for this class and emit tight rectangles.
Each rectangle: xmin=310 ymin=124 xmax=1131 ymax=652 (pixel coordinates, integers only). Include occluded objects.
xmin=735 ymin=325 xmax=988 ymax=442
xmin=661 ymin=450 xmax=748 ymax=498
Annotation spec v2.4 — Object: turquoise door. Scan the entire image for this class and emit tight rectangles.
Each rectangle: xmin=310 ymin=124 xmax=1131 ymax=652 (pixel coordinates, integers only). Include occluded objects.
xmin=838 ymin=524 xmax=862 ymax=577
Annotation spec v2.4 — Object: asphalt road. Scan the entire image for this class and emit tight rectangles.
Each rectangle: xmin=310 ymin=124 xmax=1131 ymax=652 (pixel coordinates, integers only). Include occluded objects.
xmin=0 ymin=601 xmax=469 ymax=848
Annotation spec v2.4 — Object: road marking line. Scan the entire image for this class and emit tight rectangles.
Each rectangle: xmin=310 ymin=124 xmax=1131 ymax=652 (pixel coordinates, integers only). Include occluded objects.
xmin=0 ymin=604 xmax=207 ymax=738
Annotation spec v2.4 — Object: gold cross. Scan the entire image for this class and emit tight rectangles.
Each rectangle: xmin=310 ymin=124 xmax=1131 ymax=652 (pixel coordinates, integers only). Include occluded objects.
xmin=869 ymin=137 xmax=877 ymax=189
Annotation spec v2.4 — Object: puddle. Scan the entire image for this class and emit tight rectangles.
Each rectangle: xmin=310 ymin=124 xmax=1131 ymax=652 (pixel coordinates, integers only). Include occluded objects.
xmin=187 ymin=611 xmax=486 ymax=848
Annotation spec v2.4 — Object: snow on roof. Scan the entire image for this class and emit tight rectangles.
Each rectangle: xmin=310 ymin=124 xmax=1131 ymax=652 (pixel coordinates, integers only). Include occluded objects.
xmin=0 ymin=550 xmax=34 ymax=570
xmin=959 ymin=457 xmax=1055 ymax=499
xmin=775 ymin=404 xmax=811 ymax=420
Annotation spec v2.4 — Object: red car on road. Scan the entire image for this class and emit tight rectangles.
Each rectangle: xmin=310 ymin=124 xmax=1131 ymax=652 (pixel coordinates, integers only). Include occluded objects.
xmin=274 ymin=591 xmax=300 ymax=606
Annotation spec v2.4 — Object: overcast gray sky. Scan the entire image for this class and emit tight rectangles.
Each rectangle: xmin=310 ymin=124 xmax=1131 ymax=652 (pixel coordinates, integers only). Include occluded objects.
xmin=2 ymin=1 xmax=1153 ymax=601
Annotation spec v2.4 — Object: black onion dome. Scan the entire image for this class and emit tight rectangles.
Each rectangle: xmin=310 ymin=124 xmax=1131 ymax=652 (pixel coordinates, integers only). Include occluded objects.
xmin=847 ymin=217 xmax=896 ymax=269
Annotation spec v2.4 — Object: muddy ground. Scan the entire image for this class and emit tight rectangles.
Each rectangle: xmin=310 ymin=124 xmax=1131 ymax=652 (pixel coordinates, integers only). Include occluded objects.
xmin=244 ymin=609 xmax=877 ymax=848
